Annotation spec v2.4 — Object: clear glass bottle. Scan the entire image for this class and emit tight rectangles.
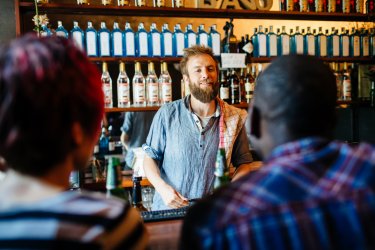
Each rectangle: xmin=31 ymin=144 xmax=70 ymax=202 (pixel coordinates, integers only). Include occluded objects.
xmin=173 ymin=23 xmax=185 ymax=57
xmin=77 ymin=0 xmax=89 ymax=4
xmin=159 ymin=62 xmax=172 ymax=104
xmin=148 ymin=23 xmax=162 ymax=57
xmin=108 ymin=125 xmax=116 ymax=153
xmin=117 ymin=62 xmax=131 ymax=107
xmin=342 ymin=62 xmax=352 ymax=100
xmin=102 ymin=0 xmax=112 ymax=5
xmin=161 ymin=23 xmax=173 ymax=57
xmin=112 ymin=22 xmax=124 ymax=57
xmin=55 ymin=21 xmax=68 ymax=38
xmin=146 ymin=62 xmax=159 ymax=106
xmin=133 ymin=62 xmax=146 ymax=106
xmin=117 ymin=0 xmax=129 ymax=6
xmin=101 ymin=62 xmax=113 ymax=108
xmin=70 ymin=21 xmax=84 ymax=51
xmin=124 ymin=22 xmax=136 ymax=57
xmin=244 ymin=64 xmax=255 ymax=103
xmin=153 ymin=0 xmax=165 ymax=7
xmin=135 ymin=0 xmax=146 ymax=6
xmin=136 ymin=22 xmax=149 ymax=57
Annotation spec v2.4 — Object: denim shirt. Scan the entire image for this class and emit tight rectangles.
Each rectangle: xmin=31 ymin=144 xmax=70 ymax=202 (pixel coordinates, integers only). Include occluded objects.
xmin=143 ymin=96 xmax=252 ymax=210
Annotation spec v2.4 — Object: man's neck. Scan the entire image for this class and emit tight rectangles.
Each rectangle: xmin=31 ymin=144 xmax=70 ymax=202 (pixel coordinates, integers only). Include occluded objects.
xmin=190 ymin=95 xmax=216 ymax=117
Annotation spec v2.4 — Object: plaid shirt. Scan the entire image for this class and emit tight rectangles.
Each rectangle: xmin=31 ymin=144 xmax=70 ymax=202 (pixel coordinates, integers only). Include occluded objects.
xmin=181 ymin=137 xmax=375 ymax=250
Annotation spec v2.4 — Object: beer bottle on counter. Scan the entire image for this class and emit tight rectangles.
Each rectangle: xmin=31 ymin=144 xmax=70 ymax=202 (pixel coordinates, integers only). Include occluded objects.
xmin=132 ymin=176 xmax=148 ymax=211
xmin=213 ymin=148 xmax=230 ymax=190
xmin=106 ymin=157 xmax=131 ymax=201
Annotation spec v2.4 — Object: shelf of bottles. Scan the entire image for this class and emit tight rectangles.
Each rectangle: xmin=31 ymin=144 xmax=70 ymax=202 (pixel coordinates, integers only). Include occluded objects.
xmin=20 ymin=1 xmax=373 ymax=21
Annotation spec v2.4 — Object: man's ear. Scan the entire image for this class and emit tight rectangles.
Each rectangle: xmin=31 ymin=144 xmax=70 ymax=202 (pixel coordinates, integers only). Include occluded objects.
xmin=250 ymin=106 xmax=261 ymax=139
xmin=182 ymin=74 xmax=189 ymax=84
xmin=71 ymin=122 xmax=84 ymax=147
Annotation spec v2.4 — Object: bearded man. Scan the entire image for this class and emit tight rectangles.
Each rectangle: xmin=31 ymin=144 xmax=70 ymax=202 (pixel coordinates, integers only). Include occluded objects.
xmin=143 ymin=46 xmax=258 ymax=211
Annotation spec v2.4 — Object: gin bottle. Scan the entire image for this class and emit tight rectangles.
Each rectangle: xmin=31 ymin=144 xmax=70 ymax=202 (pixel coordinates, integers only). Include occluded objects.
xmin=124 ymin=22 xmax=136 ymax=57
xmin=117 ymin=0 xmax=129 ymax=6
xmin=360 ymin=28 xmax=370 ymax=57
xmin=291 ymin=26 xmax=304 ymax=54
xmin=99 ymin=127 xmax=109 ymax=155
xmin=56 ymin=21 xmax=68 ymax=38
xmin=328 ymin=28 xmax=340 ymax=57
xmin=112 ymin=22 xmax=124 ymax=57
xmin=251 ymin=28 xmax=259 ymax=57
xmin=117 ymin=62 xmax=131 ymax=107
xmin=197 ymin=24 xmax=209 ymax=47
xmin=257 ymin=25 xmax=267 ymax=57
xmin=350 ymin=27 xmax=360 ymax=57
xmin=85 ymin=22 xmax=98 ymax=57
xmin=340 ymin=27 xmax=350 ymax=57
xmin=161 ymin=24 xmax=173 ymax=57
xmin=304 ymin=27 xmax=315 ymax=56
xmin=148 ymin=23 xmax=162 ymax=57
xmin=98 ymin=22 xmax=111 ymax=57
xmin=101 ymin=62 xmax=113 ymax=108
xmin=185 ymin=24 xmax=197 ymax=49
xmin=40 ymin=23 xmax=52 ymax=37
xmin=173 ymin=23 xmax=185 ymax=57
xmin=159 ymin=62 xmax=172 ymax=104
xmin=153 ymin=0 xmax=165 ymax=7
xmin=316 ymin=27 xmax=327 ymax=57
xmin=133 ymin=62 xmax=146 ymax=106
xmin=136 ymin=22 xmax=149 ymax=57
xmin=70 ymin=21 xmax=84 ymax=51
xmin=146 ymin=62 xmax=159 ymax=106
xmin=267 ymin=25 xmax=278 ymax=57
xmin=209 ymin=24 xmax=221 ymax=57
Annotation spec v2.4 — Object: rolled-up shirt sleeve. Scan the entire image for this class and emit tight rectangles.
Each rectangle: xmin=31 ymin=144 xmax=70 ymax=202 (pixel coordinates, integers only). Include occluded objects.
xmin=231 ymin=126 xmax=253 ymax=167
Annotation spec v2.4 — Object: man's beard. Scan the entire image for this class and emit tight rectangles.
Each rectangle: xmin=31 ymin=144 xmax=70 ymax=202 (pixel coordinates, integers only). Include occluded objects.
xmin=188 ymin=79 xmax=219 ymax=103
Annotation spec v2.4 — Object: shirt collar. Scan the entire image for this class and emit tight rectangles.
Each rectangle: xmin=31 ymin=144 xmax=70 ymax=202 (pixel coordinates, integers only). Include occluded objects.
xmin=183 ymin=94 xmax=221 ymax=118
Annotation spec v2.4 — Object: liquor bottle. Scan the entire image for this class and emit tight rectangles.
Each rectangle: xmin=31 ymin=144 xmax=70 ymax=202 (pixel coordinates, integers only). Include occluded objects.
xmin=308 ymin=0 xmax=315 ymax=11
xmin=219 ymin=70 xmax=230 ymax=103
xmin=213 ymin=148 xmax=230 ymax=190
xmin=250 ymin=28 xmax=258 ymax=57
xmin=197 ymin=24 xmax=209 ymax=47
xmin=238 ymin=36 xmax=245 ymax=54
xmin=161 ymin=24 xmax=173 ymax=57
xmin=159 ymin=62 xmax=172 ymax=104
xmin=112 ymin=22 xmax=124 ymax=57
xmin=99 ymin=127 xmax=109 ymax=155
xmin=367 ymin=0 xmax=375 ymax=13
xmin=229 ymin=69 xmax=240 ymax=104
xmin=370 ymin=81 xmax=375 ymax=107
xmin=69 ymin=170 xmax=80 ymax=191
xmin=209 ymin=24 xmax=221 ymax=57
xmin=98 ymin=22 xmax=111 ymax=57
xmin=304 ymin=27 xmax=315 ymax=56
xmin=342 ymin=0 xmax=350 ymax=12
xmin=102 ymin=0 xmax=112 ymax=5
xmin=101 ymin=62 xmax=113 ymax=108
xmin=291 ymin=26 xmax=304 ymax=54
xmin=287 ymin=0 xmax=294 ymax=10
xmin=222 ymin=19 xmax=238 ymax=53
xmin=370 ymin=28 xmax=375 ymax=57
xmin=185 ymin=24 xmax=197 ymax=49
xmin=340 ymin=27 xmax=350 ymax=57
xmin=108 ymin=125 xmax=116 ymax=153
xmin=106 ymin=157 xmax=131 ymax=201
xmin=316 ymin=27 xmax=327 ymax=57
xmin=146 ymin=62 xmax=159 ymax=106
xmin=117 ymin=62 xmax=131 ymax=107
xmin=172 ymin=0 xmax=184 ymax=7
xmin=350 ymin=27 xmax=360 ymax=57
xmin=267 ymin=25 xmax=278 ymax=57
xmin=239 ymin=68 xmax=245 ymax=103
xmin=148 ymin=23 xmax=162 ymax=57
xmin=136 ymin=22 xmax=149 ymax=57
xmin=328 ymin=28 xmax=340 ymax=57
xmin=173 ymin=23 xmax=185 ymax=57
xmin=280 ymin=0 xmax=287 ymax=10
xmin=342 ymin=62 xmax=352 ymax=101
xmin=133 ymin=62 xmax=146 ymax=106
xmin=153 ymin=0 xmax=165 ymax=7
xmin=332 ymin=62 xmax=343 ymax=100
xmin=316 ymin=0 xmax=324 ymax=11
xmin=124 ymin=22 xmax=136 ymax=57
xmin=257 ymin=25 xmax=267 ymax=57
xmin=132 ymin=176 xmax=148 ymax=211
xmin=135 ymin=0 xmax=146 ymax=6
xmin=294 ymin=0 xmax=301 ymax=10
xmin=40 ymin=23 xmax=52 ymax=37
xmin=70 ymin=21 xmax=85 ymax=51
xmin=300 ymin=0 xmax=308 ymax=11
xmin=244 ymin=64 xmax=255 ymax=103
xmin=278 ymin=26 xmax=290 ymax=56
xmin=85 ymin=22 xmax=98 ymax=57
xmin=117 ymin=0 xmax=129 ymax=6
xmin=360 ymin=28 xmax=370 ymax=57
xmin=55 ymin=21 xmax=68 ymax=38
xmin=328 ymin=0 xmax=337 ymax=11
xmin=77 ymin=0 xmax=89 ymax=4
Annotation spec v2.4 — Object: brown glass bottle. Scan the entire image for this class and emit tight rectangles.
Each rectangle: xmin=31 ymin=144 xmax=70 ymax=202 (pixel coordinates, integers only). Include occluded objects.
xmin=219 ymin=70 xmax=230 ymax=103
xmin=229 ymin=69 xmax=240 ymax=104
xmin=132 ymin=176 xmax=148 ymax=211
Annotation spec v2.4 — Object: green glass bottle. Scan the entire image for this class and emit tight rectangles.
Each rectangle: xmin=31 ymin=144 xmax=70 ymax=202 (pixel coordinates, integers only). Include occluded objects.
xmin=106 ymin=157 xmax=130 ymax=201
xmin=213 ymin=148 xmax=230 ymax=190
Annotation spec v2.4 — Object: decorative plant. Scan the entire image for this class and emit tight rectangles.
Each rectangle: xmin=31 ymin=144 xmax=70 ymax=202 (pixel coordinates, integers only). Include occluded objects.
xmin=32 ymin=0 xmax=49 ymax=36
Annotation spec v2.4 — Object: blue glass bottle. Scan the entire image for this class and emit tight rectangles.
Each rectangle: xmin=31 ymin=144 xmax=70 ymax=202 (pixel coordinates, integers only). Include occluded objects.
xmin=124 ymin=22 xmax=136 ymax=57
xmin=328 ymin=28 xmax=340 ymax=57
xmin=70 ymin=21 xmax=85 ymax=51
xmin=277 ymin=26 xmax=289 ymax=56
xmin=55 ymin=21 xmax=68 ymax=38
xmin=340 ymin=27 xmax=350 ymax=57
xmin=85 ymin=21 xmax=98 ymax=57
xmin=112 ymin=22 xmax=124 ymax=57
xmin=350 ymin=27 xmax=360 ymax=57
xmin=98 ymin=22 xmax=111 ymax=57
xmin=40 ymin=23 xmax=52 ymax=37
xmin=197 ymin=24 xmax=209 ymax=47
xmin=148 ymin=23 xmax=162 ymax=57
xmin=136 ymin=22 xmax=149 ymax=57
xmin=291 ymin=26 xmax=304 ymax=54
xmin=185 ymin=24 xmax=197 ymax=49
xmin=256 ymin=25 xmax=267 ymax=57
xmin=161 ymin=23 xmax=173 ymax=57
xmin=315 ymin=27 xmax=327 ymax=57
xmin=360 ymin=28 xmax=370 ymax=57
xmin=267 ymin=25 xmax=278 ymax=57
xmin=304 ymin=27 xmax=315 ymax=56
xmin=209 ymin=24 xmax=221 ymax=57
xmin=173 ymin=23 xmax=185 ymax=57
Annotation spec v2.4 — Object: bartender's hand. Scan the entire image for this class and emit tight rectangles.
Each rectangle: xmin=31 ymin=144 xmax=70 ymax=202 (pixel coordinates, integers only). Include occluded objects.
xmin=157 ymin=183 xmax=189 ymax=209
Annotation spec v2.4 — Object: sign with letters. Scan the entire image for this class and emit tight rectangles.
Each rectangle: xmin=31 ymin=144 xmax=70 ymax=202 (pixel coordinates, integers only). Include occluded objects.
xmin=221 ymin=53 xmax=246 ymax=69
xmin=195 ymin=0 xmax=273 ymax=10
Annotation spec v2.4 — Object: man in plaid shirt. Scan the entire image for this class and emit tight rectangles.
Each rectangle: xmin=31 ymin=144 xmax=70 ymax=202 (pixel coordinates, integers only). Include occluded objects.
xmin=180 ymin=55 xmax=375 ymax=250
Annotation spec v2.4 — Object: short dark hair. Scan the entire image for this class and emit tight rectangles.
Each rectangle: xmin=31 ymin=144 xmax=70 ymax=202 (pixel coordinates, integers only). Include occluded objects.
xmin=0 ymin=34 xmax=104 ymax=176
xmin=254 ymin=55 xmax=337 ymax=139
xmin=180 ymin=45 xmax=218 ymax=75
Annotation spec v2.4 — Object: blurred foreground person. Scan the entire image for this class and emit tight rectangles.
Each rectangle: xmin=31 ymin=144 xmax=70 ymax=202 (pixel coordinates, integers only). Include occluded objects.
xmin=181 ymin=55 xmax=375 ymax=250
xmin=0 ymin=34 xmax=148 ymax=249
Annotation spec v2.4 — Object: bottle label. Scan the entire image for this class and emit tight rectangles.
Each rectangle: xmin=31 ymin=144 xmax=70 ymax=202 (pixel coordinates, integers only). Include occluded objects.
xmin=220 ymin=87 xmax=230 ymax=99
xmin=332 ymin=36 xmax=340 ymax=56
xmin=125 ymin=33 xmax=136 ymax=56
xmin=118 ymin=82 xmax=130 ymax=105
xmin=269 ymin=35 xmax=277 ymax=56
xmin=72 ymin=31 xmax=84 ymax=50
xmin=176 ymin=33 xmax=185 ymax=56
xmin=199 ymin=34 xmax=209 ymax=47
xmin=296 ymin=35 xmax=304 ymax=54
xmin=161 ymin=82 xmax=172 ymax=102
xmin=307 ymin=35 xmax=315 ymax=55
xmin=320 ymin=36 xmax=327 ymax=56
xmin=134 ymin=83 xmax=145 ymax=102
xmin=138 ymin=32 xmax=149 ymax=56
xmin=152 ymin=33 xmax=161 ymax=56
xmin=353 ymin=36 xmax=360 ymax=56
xmin=258 ymin=34 xmax=267 ymax=57
xmin=94 ymin=145 xmax=99 ymax=154
xmin=211 ymin=33 xmax=221 ymax=56
xmin=56 ymin=31 xmax=67 ymax=38
xmin=100 ymin=32 xmax=110 ymax=56
xmin=109 ymin=141 xmax=115 ymax=152
xmin=103 ymin=82 xmax=112 ymax=106
xmin=163 ymin=33 xmax=173 ymax=56
xmin=147 ymin=82 xmax=159 ymax=102
xmin=281 ymin=36 xmax=290 ymax=55
xmin=362 ymin=37 xmax=370 ymax=56
xmin=343 ymin=79 xmax=351 ymax=100
xmin=86 ymin=31 xmax=97 ymax=56
xmin=188 ymin=33 xmax=197 ymax=47
xmin=113 ymin=32 xmax=123 ymax=56
xmin=342 ymin=36 xmax=349 ymax=57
